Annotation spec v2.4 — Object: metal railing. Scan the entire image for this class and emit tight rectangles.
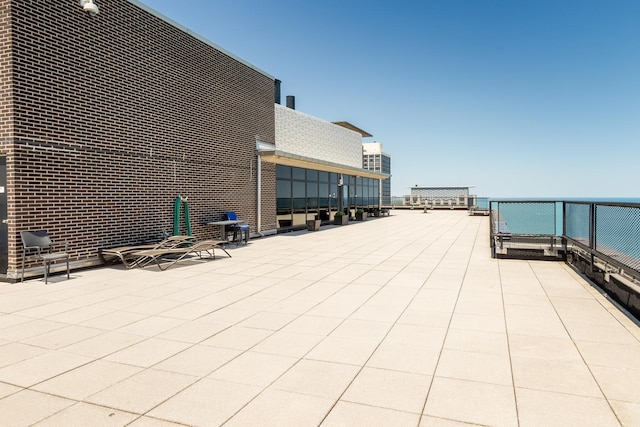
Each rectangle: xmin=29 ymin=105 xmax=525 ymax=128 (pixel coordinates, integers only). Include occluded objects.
xmin=490 ymin=199 xmax=640 ymax=276
xmin=565 ymin=201 xmax=640 ymax=274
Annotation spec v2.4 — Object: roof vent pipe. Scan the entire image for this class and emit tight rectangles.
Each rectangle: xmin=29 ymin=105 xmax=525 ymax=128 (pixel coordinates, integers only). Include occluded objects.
xmin=286 ymin=95 xmax=295 ymax=110
xmin=274 ymin=80 xmax=281 ymax=104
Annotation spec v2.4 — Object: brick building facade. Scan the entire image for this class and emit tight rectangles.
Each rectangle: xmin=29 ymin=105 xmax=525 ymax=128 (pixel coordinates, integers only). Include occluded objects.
xmin=1 ymin=0 xmax=277 ymax=280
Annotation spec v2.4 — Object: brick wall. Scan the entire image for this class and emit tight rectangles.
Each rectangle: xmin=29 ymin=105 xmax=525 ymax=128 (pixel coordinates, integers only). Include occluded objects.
xmin=3 ymin=0 xmax=276 ymax=278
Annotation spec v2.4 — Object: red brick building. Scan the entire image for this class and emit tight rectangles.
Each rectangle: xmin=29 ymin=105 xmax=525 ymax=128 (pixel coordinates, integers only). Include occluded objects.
xmin=0 ymin=0 xmax=277 ymax=280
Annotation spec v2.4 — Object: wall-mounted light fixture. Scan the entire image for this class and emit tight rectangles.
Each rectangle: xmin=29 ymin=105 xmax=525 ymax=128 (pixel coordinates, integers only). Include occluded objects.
xmin=79 ymin=0 xmax=99 ymax=15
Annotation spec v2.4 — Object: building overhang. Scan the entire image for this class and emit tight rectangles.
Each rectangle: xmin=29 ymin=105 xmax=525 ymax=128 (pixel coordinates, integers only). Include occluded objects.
xmin=332 ymin=122 xmax=373 ymax=138
xmin=259 ymin=149 xmax=388 ymax=180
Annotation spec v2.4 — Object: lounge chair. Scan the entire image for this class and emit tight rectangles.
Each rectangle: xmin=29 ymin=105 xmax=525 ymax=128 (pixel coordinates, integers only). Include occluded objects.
xmin=100 ymin=235 xmax=193 ymax=268
xmin=129 ymin=239 xmax=230 ymax=271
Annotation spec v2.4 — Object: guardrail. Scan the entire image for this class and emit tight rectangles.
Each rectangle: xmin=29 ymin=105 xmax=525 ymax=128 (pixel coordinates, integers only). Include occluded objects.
xmin=490 ymin=199 xmax=640 ymax=317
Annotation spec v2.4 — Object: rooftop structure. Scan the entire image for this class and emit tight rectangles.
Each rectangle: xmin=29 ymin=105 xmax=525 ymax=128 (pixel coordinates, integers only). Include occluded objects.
xmin=404 ymin=186 xmax=477 ymax=209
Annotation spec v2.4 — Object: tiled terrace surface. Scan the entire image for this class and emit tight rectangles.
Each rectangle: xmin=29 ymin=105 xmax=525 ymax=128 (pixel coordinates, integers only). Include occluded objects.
xmin=1 ymin=210 xmax=640 ymax=426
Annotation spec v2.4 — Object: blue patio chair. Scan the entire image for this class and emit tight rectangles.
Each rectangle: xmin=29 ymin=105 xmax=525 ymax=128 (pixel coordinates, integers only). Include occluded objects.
xmin=225 ymin=212 xmax=250 ymax=246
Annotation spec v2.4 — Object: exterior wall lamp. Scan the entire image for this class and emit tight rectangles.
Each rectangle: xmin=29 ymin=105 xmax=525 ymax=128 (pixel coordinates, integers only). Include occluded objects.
xmin=79 ymin=0 xmax=99 ymax=15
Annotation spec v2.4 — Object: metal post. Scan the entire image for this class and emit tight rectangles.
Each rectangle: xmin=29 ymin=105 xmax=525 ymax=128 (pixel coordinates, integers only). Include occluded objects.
xmin=256 ymin=155 xmax=261 ymax=233
xmin=337 ymin=175 xmax=344 ymax=214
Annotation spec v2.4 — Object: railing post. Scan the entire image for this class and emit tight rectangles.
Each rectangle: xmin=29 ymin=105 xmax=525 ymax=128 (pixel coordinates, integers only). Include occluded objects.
xmin=589 ymin=203 xmax=597 ymax=274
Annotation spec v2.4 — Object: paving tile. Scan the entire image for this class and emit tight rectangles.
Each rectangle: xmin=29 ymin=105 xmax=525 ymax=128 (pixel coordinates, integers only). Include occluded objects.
xmin=576 ymin=340 xmax=640 ymax=370
xmin=511 ymin=356 xmax=602 ymax=397
xmin=272 ymin=359 xmax=360 ymax=399
xmin=0 ymin=319 xmax=67 ymax=341
xmin=0 ymin=314 xmax=31 ymax=330
xmin=200 ymin=325 xmax=273 ymax=350
xmin=424 ymin=377 xmax=517 ymax=427
xmin=342 ymin=366 xmax=431 ymax=414
xmin=419 ymin=415 xmax=486 ymax=426
xmin=33 ymin=359 xmax=142 ymax=400
xmin=563 ymin=319 xmax=639 ymax=345
xmin=331 ymin=318 xmax=392 ymax=341
xmin=32 ymin=402 xmax=138 ymax=427
xmin=436 ymin=349 xmax=513 ymax=386
xmin=147 ymin=377 xmax=262 ymax=426
xmin=504 ymin=304 xmax=569 ymax=338
xmin=127 ymin=416 xmax=186 ymax=427
xmin=449 ymin=313 xmax=506 ymax=333
xmin=0 ymin=381 xmax=21 ymax=398
xmin=46 ymin=305 xmax=115 ymax=324
xmin=515 ymin=387 xmax=619 ymax=426
xmin=444 ymin=328 xmax=509 ymax=356
xmin=237 ymin=311 xmax=298 ymax=330
xmin=14 ymin=301 xmax=78 ymax=319
xmin=78 ymin=310 xmax=148 ymax=330
xmin=280 ymin=315 xmax=343 ymax=336
xmin=104 ymin=337 xmax=191 ymax=368
xmin=208 ymin=351 xmax=298 ymax=387
xmin=0 ymin=389 xmax=75 ymax=426
xmin=60 ymin=331 xmax=146 ymax=358
xmin=306 ymin=335 xmax=381 ymax=366
xmin=0 ymin=350 xmax=93 ymax=387
xmin=154 ymin=345 xmax=241 ymax=377
xmin=225 ymin=388 xmax=335 ymax=427
xmin=123 ymin=298 xmax=185 ymax=316
xmin=251 ymin=330 xmax=324 ymax=358
xmin=590 ymin=365 xmax=640 ymax=403
xmin=0 ymin=342 xmax=46 ymax=368
xmin=322 ymin=401 xmax=420 ymax=427
xmin=385 ymin=323 xmax=447 ymax=347
xmin=86 ymin=369 xmax=197 ymax=414
xmin=508 ymin=334 xmax=583 ymax=363
xmin=609 ymin=400 xmax=640 ymax=426
xmin=366 ymin=341 xmax=441 ymax=375
xmin=115 ymin=315 xmax=186 ymax=337
xmin=20 ymin=325 xmax=103 ymax=349
xmin=156 ymin=318 xmax=229 ymax=343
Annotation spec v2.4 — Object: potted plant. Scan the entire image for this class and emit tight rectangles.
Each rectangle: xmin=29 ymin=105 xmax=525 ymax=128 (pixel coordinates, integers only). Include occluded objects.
xmin=333 ymin=211 xmax=348 ymax=225
xmin=306 ymin=216 xmax=321 ymax=231
xmin=355 ymin=208 xmax=367 ymax=221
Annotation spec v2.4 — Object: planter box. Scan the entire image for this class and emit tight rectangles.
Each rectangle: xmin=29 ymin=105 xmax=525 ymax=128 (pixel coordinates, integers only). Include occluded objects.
xmin=306 ymin=219 xmax=321 ymax=231
xmin=355 ymin=212 xmax=367 ymax=221
xmin=333 ymin=215 xmax=349 ymax=225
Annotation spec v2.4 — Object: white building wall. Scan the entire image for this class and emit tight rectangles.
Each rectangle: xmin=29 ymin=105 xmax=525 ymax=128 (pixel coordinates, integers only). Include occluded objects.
xmin=275 ymin=104 xmax=362 ymax=168
xmin=363 ymin=142 xmax=383 ymax=155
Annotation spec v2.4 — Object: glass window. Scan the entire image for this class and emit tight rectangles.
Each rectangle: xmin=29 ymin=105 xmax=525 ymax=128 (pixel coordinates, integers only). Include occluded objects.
xmin=319 ymin=183 xmax=329 ymax=198
xmin=292 ymin=167 xmax=305 ymax=180
xmin=306 ymin=181 xmax=318 ymax=197
xmin=276 ymin=179 xmax=291 ymax=198
xmin=306 ymin=169 xmax=318 ymax=181
xmin=292 ymin=181 xmax=305 ymax=198
xmin=319 ymin=171 xmax=328 ymax=182
xmin=276 ymin=165 xmax=291 ymax=179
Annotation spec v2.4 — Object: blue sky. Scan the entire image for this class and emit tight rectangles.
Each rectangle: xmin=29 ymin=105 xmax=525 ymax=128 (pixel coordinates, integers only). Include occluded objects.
xmin=138 ymin=0 xmax=640 ymax=198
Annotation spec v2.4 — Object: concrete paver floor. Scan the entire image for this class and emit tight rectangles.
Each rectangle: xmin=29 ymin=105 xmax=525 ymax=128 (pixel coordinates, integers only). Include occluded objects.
xmin=1 ymin=210 xmax=640 ymax=426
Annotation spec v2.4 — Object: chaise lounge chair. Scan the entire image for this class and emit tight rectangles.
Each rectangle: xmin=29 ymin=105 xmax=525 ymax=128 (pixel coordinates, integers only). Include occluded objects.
xmin=100 ymin=235 xmax=194 ymax=268
xmin=129 ymin=239 xmax=231 ymax=271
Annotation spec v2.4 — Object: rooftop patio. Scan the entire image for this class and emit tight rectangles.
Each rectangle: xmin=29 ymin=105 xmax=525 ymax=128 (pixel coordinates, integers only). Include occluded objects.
xmin=1 ymin=210 xmax=639 ymax=426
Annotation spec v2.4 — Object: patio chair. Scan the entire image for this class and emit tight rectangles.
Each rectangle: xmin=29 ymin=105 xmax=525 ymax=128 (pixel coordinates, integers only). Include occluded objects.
xmin=20 ymin=230 xmax=69 ymax=284
xmin=100 ymin=235 xmax=193 ymax=268
xmin=224 ymin=212 xmax=250 ymax=246
xmin=129 ymin=239 xmax=230 ymax=271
